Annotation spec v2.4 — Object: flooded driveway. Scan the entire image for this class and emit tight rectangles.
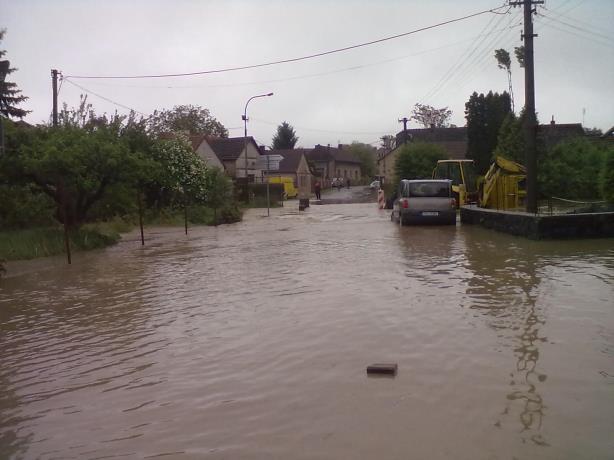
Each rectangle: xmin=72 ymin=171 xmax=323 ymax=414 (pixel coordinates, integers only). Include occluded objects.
xmin=1 ymin=203 xmax=613 ymax=459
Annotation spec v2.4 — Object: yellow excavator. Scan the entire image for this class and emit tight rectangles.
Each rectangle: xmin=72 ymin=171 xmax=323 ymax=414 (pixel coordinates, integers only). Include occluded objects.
xmin=479 ymin=156 xmax=526 ymax=210
xmin=433 ymin=157 xmax=526 ymax=210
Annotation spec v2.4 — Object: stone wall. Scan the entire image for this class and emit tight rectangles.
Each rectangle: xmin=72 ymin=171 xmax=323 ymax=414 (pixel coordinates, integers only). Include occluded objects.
xmin=460 ymin=206 xmax=614 ymax=239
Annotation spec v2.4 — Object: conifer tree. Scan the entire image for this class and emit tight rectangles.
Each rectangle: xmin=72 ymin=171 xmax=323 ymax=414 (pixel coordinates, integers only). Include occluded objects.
xmin=0 ymin=29 xmax=29 ymax=119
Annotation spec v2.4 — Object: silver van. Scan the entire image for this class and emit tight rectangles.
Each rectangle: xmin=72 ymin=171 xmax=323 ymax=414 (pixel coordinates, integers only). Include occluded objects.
xmin=391 ymin=179 xmax=456 ymax=225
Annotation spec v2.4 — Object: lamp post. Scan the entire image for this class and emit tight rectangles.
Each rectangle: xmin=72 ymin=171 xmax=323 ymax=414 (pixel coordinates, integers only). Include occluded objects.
xmin=242 ymin=92 xmax=273 ymax=196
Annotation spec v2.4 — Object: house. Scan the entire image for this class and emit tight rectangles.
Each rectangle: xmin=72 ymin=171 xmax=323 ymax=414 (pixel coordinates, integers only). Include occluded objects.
xmin=306 ymin=144 xmax=362 ymax=186
xmin=265 ymin=149 xmax=313 ymax=198
xmin=207 ymin=136 xmax=264 ymax=182
xmin=189 ymin=134 xmax=224 ymax=170
xmin=378 ymin=119 xmax=589 ymax=183
xmin=395 ymin=126 xmax=468 ymax=160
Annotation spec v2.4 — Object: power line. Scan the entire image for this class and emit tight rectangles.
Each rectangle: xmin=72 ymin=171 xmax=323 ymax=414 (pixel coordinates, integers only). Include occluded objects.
xmin=63 ymin=78 xmax=146 ymax=115
xmin=250 ymin=117 xmax=392 ymax=136
xmin=423 ymin=9 xmax=521 ymax=104
xmin=538 ymin=12 xmax=614 ymax=43
xmin=64 ymin=4 xmax=508 ymax=80
xmin=536 ymin=18 xmax=614 ymax=49
xmin=420 ymin=12 xmax=502 ymax=103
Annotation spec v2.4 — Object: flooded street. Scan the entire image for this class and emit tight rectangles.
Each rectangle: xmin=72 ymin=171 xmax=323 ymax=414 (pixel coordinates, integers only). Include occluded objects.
xmin=1 ymin=201 xmax=613 ymax=459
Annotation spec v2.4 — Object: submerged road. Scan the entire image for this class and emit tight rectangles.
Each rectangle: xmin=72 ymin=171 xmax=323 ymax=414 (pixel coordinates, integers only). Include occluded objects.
xmin=1 ymin=200 xmax=613 ymax=459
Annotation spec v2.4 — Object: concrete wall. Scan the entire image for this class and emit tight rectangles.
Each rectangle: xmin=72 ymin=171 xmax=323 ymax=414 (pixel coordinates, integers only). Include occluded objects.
xmin=460 ymin=206 xmax=614 ymax=239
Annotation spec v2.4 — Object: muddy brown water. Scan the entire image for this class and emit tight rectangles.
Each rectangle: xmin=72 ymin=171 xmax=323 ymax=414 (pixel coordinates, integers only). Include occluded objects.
xmin=1 ymin=203 xmax=613 ymax=459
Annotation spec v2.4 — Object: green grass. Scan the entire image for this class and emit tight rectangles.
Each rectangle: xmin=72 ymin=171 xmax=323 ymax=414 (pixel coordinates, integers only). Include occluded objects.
xmin=0 ymin=225 xmax=121 ymax=261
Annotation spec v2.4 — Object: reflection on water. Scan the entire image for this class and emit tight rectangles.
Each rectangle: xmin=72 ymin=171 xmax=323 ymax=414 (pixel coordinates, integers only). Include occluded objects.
xmin=1 ymin=205 xmax=613 ymax=459
xmin=461 ymin=230 xmax=549 ymax=444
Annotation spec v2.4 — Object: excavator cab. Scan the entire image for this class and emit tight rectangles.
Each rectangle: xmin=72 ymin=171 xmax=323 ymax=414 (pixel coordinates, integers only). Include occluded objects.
xmin=432 ymin=160 xmax=479 ymax=206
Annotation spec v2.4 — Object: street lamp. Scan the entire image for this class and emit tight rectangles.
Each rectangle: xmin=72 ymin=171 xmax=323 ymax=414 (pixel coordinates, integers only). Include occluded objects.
xmin=242 ymin=92 xmax=273 ymax=188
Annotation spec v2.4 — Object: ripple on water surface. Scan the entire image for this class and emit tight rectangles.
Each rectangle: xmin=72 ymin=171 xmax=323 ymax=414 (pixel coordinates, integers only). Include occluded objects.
xmin=1 ymin=204 xmax=613 ymax=459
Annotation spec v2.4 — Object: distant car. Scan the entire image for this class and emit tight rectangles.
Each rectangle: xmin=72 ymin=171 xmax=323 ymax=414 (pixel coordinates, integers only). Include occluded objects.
xmin=369 ymin=180 xmax=380 ymax=190
xmin=331 ymin=178 xmax=343 ymax=188
xmin=391 ymin=179 xmax=456 ymax=225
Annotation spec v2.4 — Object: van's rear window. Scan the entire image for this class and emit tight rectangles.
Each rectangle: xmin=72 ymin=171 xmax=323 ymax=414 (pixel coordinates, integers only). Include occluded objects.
xmin=407 ymin=182 xmax=450 ymax=197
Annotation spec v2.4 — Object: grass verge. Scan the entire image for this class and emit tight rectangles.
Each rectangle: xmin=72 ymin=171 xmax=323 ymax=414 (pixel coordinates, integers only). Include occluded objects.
xmin=0 ymin=225 xmax=121 ymax=261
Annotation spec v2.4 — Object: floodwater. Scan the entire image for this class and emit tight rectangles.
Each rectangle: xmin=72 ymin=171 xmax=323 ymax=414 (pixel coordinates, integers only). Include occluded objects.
xmin=1 ymin=202 xmax=613 ymax=460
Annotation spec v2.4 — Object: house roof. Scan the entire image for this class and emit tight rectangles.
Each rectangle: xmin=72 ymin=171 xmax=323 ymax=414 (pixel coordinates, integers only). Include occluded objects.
xmin=208 ymin=136 xmax=261 ymax=161
xmin=538 ymin=122 xmax=584 ymax=147
xmin=396 ymin=126 xmax=467 ymax=145
xmin=306 ymin=144 xmax=361 ymax=164
xmin=267 ymin=149 xmax=309 ymax=173
xmin=189 ymin=134 xmax=210 ymax=151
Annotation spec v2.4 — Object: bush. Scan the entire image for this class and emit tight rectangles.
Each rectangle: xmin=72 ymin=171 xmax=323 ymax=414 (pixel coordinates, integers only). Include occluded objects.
xmin=539 ymin=138 xmax=607 ymax=200
xmin=0 ymin=184 xmax=56 ymax=229
xmin=394 ymin=142 xmax=448 ymax=181
xmin=601 ymin=149 xmax=614 ymax=203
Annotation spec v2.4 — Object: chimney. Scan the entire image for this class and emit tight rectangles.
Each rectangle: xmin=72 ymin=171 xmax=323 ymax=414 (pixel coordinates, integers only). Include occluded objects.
xmin=338 ymin=143 xmax=344 ymax=150
xmin=260 ymin=145 xmax=266 ymax=152
xmin=550 ymin=115 xmax=555 ymax=126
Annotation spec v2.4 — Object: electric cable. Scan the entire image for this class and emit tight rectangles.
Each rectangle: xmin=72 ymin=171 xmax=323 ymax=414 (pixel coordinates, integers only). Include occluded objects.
xmin=63 ymin=78 xmax=146 ymax=115
xmin=63 ymin=4 xmax=509 ymax=80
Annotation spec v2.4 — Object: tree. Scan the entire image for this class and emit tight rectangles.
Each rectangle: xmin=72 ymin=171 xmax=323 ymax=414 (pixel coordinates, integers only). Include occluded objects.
xmin=394 ymin=142 xmax=447 ymax=180
xmin=1 ymin=103 xmax=153 ymax=229
xmin=348 ymin=142 xmax=376 ymax=178
xmin=514 ymin=46 xmax=525 ymax=68
xmin=465 ymin=91 xmax=512 ymax=174
xmin=493 ymin=112 xmax=525 ymax=164
xmin=380 ymin=135 xmax=396 ymax=152
xmin=150 ymin=136 xmax=209 ymax=205
xmin=147 ymin=105 xmax=228 ymax=137
xmin=410 ymin=103 xmax=452 ymax=129
xmin=539 ymin=138 xmax=608 ymax=200
xmin=494 ymin=49 xmax=515 ymax=112
xmin=271 ymin=121 xmax=298 ymax=149
xmin=205 ymin=167 xmax=234 ymax=224
xmin=601 ymin=149 xmax=614 ymax=203
xmin=0 ymin=29 xmax=29 ymax=118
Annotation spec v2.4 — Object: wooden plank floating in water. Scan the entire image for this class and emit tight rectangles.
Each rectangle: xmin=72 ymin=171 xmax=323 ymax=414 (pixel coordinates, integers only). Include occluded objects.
xmin=366 ymin=363 xmax=398 ymax=375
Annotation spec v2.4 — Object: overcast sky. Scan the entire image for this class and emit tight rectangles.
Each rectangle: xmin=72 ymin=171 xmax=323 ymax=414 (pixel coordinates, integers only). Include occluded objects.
xmin=3 ymin=0 xmax=613 ymax=148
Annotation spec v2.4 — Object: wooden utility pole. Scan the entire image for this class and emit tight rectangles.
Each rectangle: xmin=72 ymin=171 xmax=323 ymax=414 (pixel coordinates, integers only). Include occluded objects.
xmin=51 ymin=69 xmax=59 ymax=126
xmin=52 ymin=69 xmax=72 ymax=264
xmin=511 ymin=0 xmax=543 ymax=214
xmin=398 ymin=117 xmax=409 ymax=144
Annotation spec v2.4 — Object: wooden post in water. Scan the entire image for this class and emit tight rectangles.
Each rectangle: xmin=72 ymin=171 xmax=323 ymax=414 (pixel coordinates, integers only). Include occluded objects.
xmin=184 ymin=201 xmax=188 ymax=235
xmin=137 ymin=189 xmax=145 ymax=245
xmin=59 ymin=180 xmax=72 ymax=265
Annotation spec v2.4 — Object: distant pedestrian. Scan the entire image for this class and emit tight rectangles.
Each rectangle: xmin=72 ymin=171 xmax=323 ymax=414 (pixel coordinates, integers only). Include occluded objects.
xmin=346 ymin=177 xmax=351 ymax=189
xmin=314 ymin=181 xmax=321 ymax=200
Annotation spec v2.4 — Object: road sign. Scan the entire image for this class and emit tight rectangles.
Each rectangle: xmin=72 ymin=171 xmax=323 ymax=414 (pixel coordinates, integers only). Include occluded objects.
xmin=257 ymin=154 xmax=284 ymax=171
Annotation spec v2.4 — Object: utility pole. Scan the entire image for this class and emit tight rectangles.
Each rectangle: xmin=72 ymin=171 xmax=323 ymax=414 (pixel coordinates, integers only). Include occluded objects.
xmin=511 ymin=0 xmax=543 ymax=214
xmin=398 ymin=117 xmax=409 ymax=145
xmin=51 ymin=69 xmax=59 ymax=126
xmin=51 ymin=68 xmax=71 ymax=263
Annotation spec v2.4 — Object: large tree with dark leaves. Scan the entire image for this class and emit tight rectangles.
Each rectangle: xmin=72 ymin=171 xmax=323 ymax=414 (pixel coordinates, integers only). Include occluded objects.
xmin=464 ymin=91 xmax=511 ymax=174
xmin=0 ymin=29 xmax=29 ymax=118
xmin=271 ymin=121 xmax=299 ymax=149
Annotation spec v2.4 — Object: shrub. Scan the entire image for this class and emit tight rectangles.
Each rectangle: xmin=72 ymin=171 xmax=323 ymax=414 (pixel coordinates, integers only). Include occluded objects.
xmin=601 ymin=149 xmax=614 ymax=203
xmin=539 ymin=138 xmax=607 ymax=200
xmin=394 ymin=142 xmax=448 ymax=181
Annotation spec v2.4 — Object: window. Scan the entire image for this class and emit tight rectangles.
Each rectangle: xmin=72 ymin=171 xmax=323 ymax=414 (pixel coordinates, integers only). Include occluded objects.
xmin=449 ymin=163 xmax=461 ymax=186
xmin=408 ymin=181 xmax=450 ymax=197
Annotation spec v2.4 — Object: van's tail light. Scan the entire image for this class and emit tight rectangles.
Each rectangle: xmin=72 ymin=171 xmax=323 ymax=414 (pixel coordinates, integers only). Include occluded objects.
xmin=451 ymin=198 xmax=457 ymax=208
xmin=402 ymin=198 xmax=409 ymax=209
